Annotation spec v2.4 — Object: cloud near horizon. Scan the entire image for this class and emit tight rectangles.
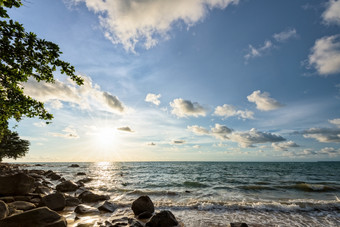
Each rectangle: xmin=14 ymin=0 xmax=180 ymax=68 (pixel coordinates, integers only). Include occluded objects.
xmin=247 ymin=90 xmax=283 ymax=111
xmin=170 ymin=98 xmax=207 ymax=117
xmin=301 ymin=127 xmax=340 ymax=143
xmin=49 ymin=126 xmax=79 ymax=139
xmin=272 ymin=141 xmax=299 ymax=151
xmin=69 ymin=0 xmax=239 ymax=52
xmin=214 ymin=104 xmax=254 ymax=119
xmin=23 ymin=75 xmax=125 ymax=114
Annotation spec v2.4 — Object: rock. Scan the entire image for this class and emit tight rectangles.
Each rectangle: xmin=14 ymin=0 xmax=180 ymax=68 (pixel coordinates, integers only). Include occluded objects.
xmin=34 ymin=185 xmax=52 ymax=195
xmin=230 ymin=223 xmax=249 ymax=227
xmin=77 ymin=223 xmax=95 ymax=227
xmin=131 ymin=195 xmax=154 ymax=216
xmin=0 ymin=196 xmax=14 ymax=203
xmin=78 ymin=191 xmax=110 ymax=203
xmin=29 ymin=169 xmax=45 ymax=175
xmin=41 ymin=192 xmax=66 ymax=211
xmin=34 ymin=164 xmax=43 ymax=166
xmin=77 ymin=177 xmax=93 ymax=184
xmin=30 ymin=197 xmax=41 ymax=204
xmin=146 ymin=210 xmax=178 ymax=227
xmin=70 ymin=164 xmax=80 ymax=167
xmin=13 ymin=195 xmax=31 ymax=201
xmin=0 ymin=207 xmax=67 ymax=227
xmin=128 ymin=218 xmax=143 ymax=227
xmin=66 ymin=196 xmax=80 ymax=206
xmin=137 ymin=211 xmax=153 ymax=219
xmin=28 ymin=173 xmax=43 ymax=179
xmin=50 ymin=173 xmax=62 ymax=181
xmin=0 ymin=173 xmax=35 ymax=195
xmin=98 ymin=201 xmax=117 ymax=212
xmin=77 ymin=172 xmax=86 ymax=176
xmin=74 ymin=204 xmax=99 ymax=215
xmin=0 ymin=200 xmax=9 ymax=220
xmin=56 ymin=180 xmax=78 ymax=192
xmin=8 ymin=201 xmax=36 ymax=211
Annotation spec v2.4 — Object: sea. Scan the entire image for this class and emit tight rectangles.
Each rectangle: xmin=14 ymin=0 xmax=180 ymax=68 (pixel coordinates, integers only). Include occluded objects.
xmin=22 ymin=162 xmax=340 ymax=227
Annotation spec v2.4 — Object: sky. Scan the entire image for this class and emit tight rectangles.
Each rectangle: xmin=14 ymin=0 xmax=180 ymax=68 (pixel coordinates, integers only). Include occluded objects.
xmin=4 ymin=0 xmax=340 ymax=162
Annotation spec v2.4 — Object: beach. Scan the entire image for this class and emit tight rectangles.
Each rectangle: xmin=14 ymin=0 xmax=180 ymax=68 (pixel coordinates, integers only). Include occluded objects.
xmin=0 ymin=162 xmax=340 ymax=226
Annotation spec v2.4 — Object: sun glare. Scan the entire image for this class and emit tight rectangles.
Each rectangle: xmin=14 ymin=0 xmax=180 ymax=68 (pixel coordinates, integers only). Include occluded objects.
xmin=94 ymin=127 xmax=117 ymax=147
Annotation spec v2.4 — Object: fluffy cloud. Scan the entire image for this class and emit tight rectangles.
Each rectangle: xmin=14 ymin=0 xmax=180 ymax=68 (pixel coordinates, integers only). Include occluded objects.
xmin=284 ymin=147 xmax=340 ymax=157
xmin=329 ymin=118 xmax=340 ymax=127
xmin=272 ymin=141 xmax=299 ymax=151
xmin=187 ymin=125 xmax=209 ymax=135
xmin=69 ymin=0 xmax=239 ymax=52
xmin=145 ymin=93 xmax=161 ymax=105
xmin=247 ymin=90 xmax=283 ymax=111
xmin=301 ymin=128 xmax=340 ymax=142
xmin=229 ymin=128 xmax=285 ymax=148
xmin=214 ymin=104 xmax=254 ymax=119
xmin=323 ymin=0 xmax=340 ymax=25
xmin=273 ymin=28 xmax=297 ymax=42
xmin=244 ymin=40 xmax=273 ymax=60
xmin=170 ymin=98 xmax=207 ymax=117
xmin=23 ymin=76 xmax=125 ymax=114
xmin=117 ymin=126 xmax=134 ymax=132
xmin=49 ymin=126 xmax=79 ymax=139
xmin=188 ymin=124 xmax=232 ymax=140
xmin=308 ymin=35 xmax=340 ymax=75
xmin=318 ymin=147 xmax=340 ymax=156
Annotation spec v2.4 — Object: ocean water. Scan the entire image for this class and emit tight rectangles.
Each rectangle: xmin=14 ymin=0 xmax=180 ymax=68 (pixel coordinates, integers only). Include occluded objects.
xmin=23 ymin=162 xmax=340 ymax=227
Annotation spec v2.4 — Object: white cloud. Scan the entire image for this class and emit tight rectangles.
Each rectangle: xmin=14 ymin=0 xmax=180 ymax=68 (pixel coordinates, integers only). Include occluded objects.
xmin=50 ymin=100 xmax=63 ymax=109
xmin=318 ymin=147 xmax=340 ymax=156
xmin=187 ymin=125 xmax=209 ymax=135
xmin=229 ymin=128 xmax=285 ymax=148
xmin=247 ymin=90 xmax=283 ymax=111
xmin=170 ymin=98 xmax=207 ymax=117
xmin=244 ymin=40 xmax=273 ymax=60
xmin=69 ymin=0 xmax=239 ymax=52
xmin=49 ymin=126 xmax=79 ymax=139
xmin=188 ymin=123 xmax=232 ymax=140
xmin=117 ymin=126 xmax=134 ymax=132
xmin=214 ymin=104 xmax=254 ymax=119
xmin=272 ymin=141 xmax=299 ymax=151
xmin=33 ymin=122 xmax=47 ymax=128
xmin=308 ymin=35 xmax=340 ymax=75
xmin=329 ymin=118 xmax=340 ymax=127
xmin=273 ymin=28 xmax=297 ymax=42
xmin=23 ymin=75 xmax=125 ymax=114
xmin=323 ymin=0 xmax=340 ymax=25
xmin=145 ymin=93 xmax=161 ymax=105
xmin=284 ymin=147 xmax=340 ymax=157
xmin=193 ymin=145 xmax=201 ymax=149
xmin=301 ymin=128 xmax=340 ymax=142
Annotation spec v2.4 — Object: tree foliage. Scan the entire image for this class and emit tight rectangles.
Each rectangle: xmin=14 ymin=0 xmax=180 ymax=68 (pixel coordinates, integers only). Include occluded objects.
xmin=0 ymin=128 xmax=29 ymax=161
xmin=0 ymin=0 xmax=83 ymax=159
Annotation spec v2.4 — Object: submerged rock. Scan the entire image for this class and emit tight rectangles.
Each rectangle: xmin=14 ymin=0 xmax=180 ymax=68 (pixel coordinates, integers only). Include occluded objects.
xmin=41 ymin=192 xmax=66 ymax=211
xmin=70 ymin=164 xmax=80 ymax=167
xmin=230 ymin=223 xmax=249 ymax=227
xmin=74 ymin=204 xmax=99 ymax=215
xmin=98 ymin=201 xmax=117 ymax=212
xmin=8 ymin=201 xmax=36 ymax=211
xmin=0 ymin=200 xmax=9 ymax=220
xmin=78 ymin=191 xmax=110 ymax=203
xmin=77 ymin=172 xmax=86 ymax=176
xmin=146 ymin=210 xmax=178 ymax=227
xmin=0 ymin=173 xmax=35 ymax=195
xmin=56 ymin=180 xmax=78 ymax=192
xmin=131 ymin=195 xmax=154 ymax=216
xmin=0 ymin=207 xmax=67 ymax=227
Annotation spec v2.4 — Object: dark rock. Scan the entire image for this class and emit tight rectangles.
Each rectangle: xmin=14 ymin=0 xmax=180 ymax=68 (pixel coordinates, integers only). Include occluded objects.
xmin=146 ymin=210 xmax=178 ymax=227
xmin=8 ymin=201 xmax=36 ymax=211
xmin=77 ymin=177 xmax=93 ymax=184
xmin=0 ymin=173 xmax=35 ymax=195
xmin=77 ymin=223 xmax=95 ymax=227
xmin=34 ymin=185 xmax=52 ymax=195
xmin=78 ymin=191 xmax=110 ymax=203
xmin=29 ymin=169 xmax=45 ymax=175
xmin=50 ymin=173 xmax=62 ymax=180
xmin=98 ymin=201 xmax=117 ymax=212
xmin=28 ymin=173 xmax=43 ymax=179
xmin=137 ymin=211 xmax=153 ymax=219
xmin=0 ymin=196 xmax=14 ymax=203
xmin=185 ymin=190 xmax=191 ymax=193
xmin=70 ymin=164 xmax=80 ymax=167
xmin=41 ymin=192 xmax=66 ymax=211
xmin=13 ymin=195 xmax=31 ymax=201
xmin=77 ymin=172 xmax=86 ymax=176
xmin=128 ymin=218 xmax=143 ymax=227
xmin=30 ymin=197 xmax=41 ymax=205
xmin=112 ymin=223 xmax=128 ymax=227
xmin=56 ymin=180 xmax=78 ymax=192
xmin=0 ymin=200 xmax=9 ymax=220
xmin=230 ymin=223 xmax=249 ymax=227
xmin=34 ymin=164 xmax=43 ymax=166
xmin=44 ymin=170 xmax=54 ymax=176
xmin=0 ymin=207 xmax=67 ymax=227
xmin=74 ymin=204 xmax=99 ymax=215
xmin=66 ymin=196 xmax=80 ymax=206
xmin=131 ymin=195 xmax=154 ymax=216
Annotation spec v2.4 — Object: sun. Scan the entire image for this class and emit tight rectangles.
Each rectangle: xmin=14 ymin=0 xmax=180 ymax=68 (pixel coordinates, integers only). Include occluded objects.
xmin=93 ymin=127 xmax=117 ymax=147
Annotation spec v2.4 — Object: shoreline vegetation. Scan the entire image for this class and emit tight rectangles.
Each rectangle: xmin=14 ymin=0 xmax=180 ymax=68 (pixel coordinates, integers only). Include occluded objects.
xmin=0 ymin=162 xmax=250 ymax=227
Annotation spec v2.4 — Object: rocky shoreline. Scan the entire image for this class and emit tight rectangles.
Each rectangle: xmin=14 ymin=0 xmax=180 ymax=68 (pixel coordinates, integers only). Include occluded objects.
xmin=0 ymin=163 xmax=249 ymax=227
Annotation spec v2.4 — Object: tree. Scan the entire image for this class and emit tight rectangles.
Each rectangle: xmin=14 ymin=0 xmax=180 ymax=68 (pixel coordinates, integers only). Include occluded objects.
xmin=0 ymin=0 xmax=83 ymax=160
xmin=0 ymin=128 xmax=29 ymax=161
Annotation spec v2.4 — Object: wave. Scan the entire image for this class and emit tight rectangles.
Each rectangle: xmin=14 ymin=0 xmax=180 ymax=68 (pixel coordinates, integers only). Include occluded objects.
xmin=281 ymin=183 xmax=339 ymax=192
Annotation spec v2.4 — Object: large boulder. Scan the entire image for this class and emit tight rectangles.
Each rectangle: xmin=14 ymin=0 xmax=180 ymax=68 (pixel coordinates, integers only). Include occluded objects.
xmin=69 ymin=164 xmax=80 ymax=167
xmin=8 ymin=201 xmax=36 ymax=211
xmin=98 ymin=201 xmax=117 ymax=212
xmin=0 ymin=200 xmax=9 ymax=220
xmin=0 ymin=207 xmax=67 ymax=227
xmin=131 ymin=195 xmax=154 ymax=216
xmin=56 ymin=180 xmax=78 ymax=192
xmin=0 ymin=173 xmax=35 ymax=195
xmin=65 ymin=196 xmax=80 ymax=206
xmin=74 ymin=204 xmax=99 ymax=215
xmin=78 ymin=191 xmax=109 ymax=203
xmin=41 ymin=192 xmax=66 ymax=211
xmin=146 ymin=210 xmax=178 ymax=227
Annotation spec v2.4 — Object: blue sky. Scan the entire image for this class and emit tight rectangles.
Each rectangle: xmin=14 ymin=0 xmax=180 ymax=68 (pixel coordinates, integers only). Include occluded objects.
xmin=5 ymin=0 xmax=340 ymax=162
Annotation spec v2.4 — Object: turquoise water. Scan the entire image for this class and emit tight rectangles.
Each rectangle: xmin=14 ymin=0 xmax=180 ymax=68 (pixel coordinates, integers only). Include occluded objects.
xmin=24 ymin=162 xmax=340 ymax=226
